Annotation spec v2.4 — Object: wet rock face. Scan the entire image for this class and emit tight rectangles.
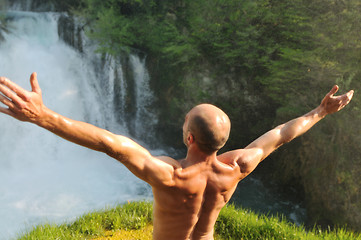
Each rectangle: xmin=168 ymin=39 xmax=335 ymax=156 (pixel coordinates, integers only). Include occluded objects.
xmin=57 ymin=14 xmax=83 ymax=52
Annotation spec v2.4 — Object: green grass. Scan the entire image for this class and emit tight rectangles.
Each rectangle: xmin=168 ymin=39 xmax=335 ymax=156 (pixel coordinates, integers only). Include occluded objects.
xmin=16 ymin=201 xmax=153 ymax=240
xmin=216 ymin=205 xmax=361 ymax=240
xmin=16 ymin=202 xmax=361 ymax=240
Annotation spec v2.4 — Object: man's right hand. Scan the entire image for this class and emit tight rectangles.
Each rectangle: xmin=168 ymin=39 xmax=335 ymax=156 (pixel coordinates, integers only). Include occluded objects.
xmin=236 ymin=85 xmax=354 ymax=177
xmin=319 ymin=85 xmax=354 ymax=117
xmin=0 ymin=72 xmax=45 ymax=123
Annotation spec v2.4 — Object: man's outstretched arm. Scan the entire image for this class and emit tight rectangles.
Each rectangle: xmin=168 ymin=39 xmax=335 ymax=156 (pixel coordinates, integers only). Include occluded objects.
xmin=237 ymin=85 xmax=354 ymax=175
xmin=0 ymin=73 xmax=177 ymax=187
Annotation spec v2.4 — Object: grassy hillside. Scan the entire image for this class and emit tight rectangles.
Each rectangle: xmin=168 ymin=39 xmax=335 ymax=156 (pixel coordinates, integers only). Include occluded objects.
xmin=16 ymin=201 xmax=361 ymax=240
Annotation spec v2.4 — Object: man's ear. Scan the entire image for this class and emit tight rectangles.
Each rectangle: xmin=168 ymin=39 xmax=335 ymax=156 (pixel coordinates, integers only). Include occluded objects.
xmin=187 ymin=133 xmax=194 ymax=145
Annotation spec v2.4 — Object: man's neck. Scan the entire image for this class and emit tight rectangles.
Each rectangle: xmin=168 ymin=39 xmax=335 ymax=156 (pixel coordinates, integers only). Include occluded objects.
xmin=183 ymin=146 xmax=217 ymax=168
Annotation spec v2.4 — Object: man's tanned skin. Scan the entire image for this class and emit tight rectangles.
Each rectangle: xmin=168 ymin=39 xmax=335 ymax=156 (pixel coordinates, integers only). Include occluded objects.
xmin=0 ymin=73 xmax=354 ymax=240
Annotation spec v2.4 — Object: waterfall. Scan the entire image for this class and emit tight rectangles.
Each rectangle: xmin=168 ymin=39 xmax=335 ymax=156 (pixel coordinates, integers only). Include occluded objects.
xmin=0 ymin=10 xmax=159 ymax=239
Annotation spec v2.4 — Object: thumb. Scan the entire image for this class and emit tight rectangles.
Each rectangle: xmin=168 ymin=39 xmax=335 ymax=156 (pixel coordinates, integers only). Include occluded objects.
xmin=30 ymin=72 xmax=41 ymax=94
xmin=327 ymin=85 xmax=339 ymax=97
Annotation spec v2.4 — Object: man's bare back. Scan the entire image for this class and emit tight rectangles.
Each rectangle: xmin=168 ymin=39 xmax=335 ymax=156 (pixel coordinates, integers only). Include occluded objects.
xmin=152 ymin=155 xmax=242 ymax=240
xmin=0 ymin=73 xmax=354 ymax=240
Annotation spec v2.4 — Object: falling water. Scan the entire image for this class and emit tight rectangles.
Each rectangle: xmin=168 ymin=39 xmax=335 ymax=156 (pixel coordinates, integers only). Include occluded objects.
xmin=0 ymin=11 xmax=158 ymax=239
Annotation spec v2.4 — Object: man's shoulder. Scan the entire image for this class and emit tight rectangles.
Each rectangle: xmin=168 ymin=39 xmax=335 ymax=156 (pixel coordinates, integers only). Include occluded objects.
xmin=218 ymin=148 xmax=262 ymax=162
xmin=217 ymin=149 xmax=246 ymax=163
xmin=218 ymin=148 xmax=265 ymax=178
xmin=155 ymin=156 xmax=182 ymax=168
xmin=217 ymin=148 xmax=262 ymax=172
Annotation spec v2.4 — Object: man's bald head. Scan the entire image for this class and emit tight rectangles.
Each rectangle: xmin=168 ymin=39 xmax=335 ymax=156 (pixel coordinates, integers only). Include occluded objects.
xmin=184 ymin=104 xmax=231 ymax=154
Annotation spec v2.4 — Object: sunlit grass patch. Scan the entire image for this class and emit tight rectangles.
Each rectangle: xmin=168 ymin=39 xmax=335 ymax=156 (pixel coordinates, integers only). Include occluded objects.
xmin=90 ymin=225 xmax=153 ymax=240
xmin=216 ymin=204 xmax=361 ymax=240
xmin=17 ymin=201 xmax=361 ymax=240
xmin=17 ymin=201 xmax=153 ymax=240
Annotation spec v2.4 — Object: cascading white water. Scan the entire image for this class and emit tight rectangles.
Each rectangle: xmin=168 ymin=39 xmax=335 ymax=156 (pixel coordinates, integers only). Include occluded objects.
xmin=130 ymin=55 xmax=158 ymax=142
xmin=0 ymin=11 xmax=157 ymax=239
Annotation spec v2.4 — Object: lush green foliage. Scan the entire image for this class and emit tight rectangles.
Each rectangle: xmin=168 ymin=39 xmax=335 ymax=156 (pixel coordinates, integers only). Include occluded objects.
xmin=17 ymin=202 xmax=361 ymax=240
xmin=265 ymin=0 xmax=361 ymax=229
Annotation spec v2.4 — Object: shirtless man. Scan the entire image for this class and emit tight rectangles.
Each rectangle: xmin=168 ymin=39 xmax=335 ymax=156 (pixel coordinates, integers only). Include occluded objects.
xmin=0 ymin=73 xmax=354 ymax=240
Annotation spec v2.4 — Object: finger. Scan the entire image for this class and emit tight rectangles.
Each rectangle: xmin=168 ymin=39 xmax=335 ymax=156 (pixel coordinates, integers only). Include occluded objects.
xmin=0 ymin=83 xmax=23 ymax=106
xmin=0 ymin=77 xmax=28 ymax=99
xmin=30 ymin=72 xmax=41 ymax=94
xmin=339 ymin=90 xmax=354 ymax=102
xmin=328 ymin=85 xmax=339 ymax=97
xmin=347 ymin=90 xmax=354 ymax=100
xmin=0 ymin=106 xmax=15 ymax=117
xmin=342 ymin=90 xmax=354 ymax=105
xmin=0 ymin=93 xmax=15 ymax=109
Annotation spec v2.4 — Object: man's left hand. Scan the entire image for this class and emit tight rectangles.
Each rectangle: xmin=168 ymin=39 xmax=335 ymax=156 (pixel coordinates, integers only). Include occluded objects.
xmin=0 ymin=72 xmax=44 ymax=123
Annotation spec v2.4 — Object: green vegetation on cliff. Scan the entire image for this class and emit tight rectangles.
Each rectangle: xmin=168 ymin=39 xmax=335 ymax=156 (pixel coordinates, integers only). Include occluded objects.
xmin=17 ymin=202 xmax=361 ymax=240
xmin=69 ymin=0 xmax=361 ymax=231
